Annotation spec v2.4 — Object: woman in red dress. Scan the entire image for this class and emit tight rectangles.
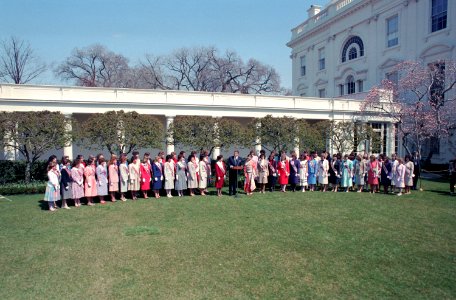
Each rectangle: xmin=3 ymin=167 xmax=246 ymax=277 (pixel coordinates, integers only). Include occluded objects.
xmin=215 ymin=155 xmax=226 ymax=197
xmin=140 ymin=157 xmax=151 ymax=198
xmin=367 ymin=155 xmax=379 ymax=193
xmin=278 ymin=153 xmax=290 ymax=192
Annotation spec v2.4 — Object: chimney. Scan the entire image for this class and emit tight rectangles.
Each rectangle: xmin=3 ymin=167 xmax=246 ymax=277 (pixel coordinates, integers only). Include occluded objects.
xmin=307 ymin=5 xmax=322 ymax=18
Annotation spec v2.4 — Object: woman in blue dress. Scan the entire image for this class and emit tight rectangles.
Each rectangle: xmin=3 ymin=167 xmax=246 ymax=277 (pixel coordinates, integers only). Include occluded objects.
xmin=152 ymin=156 xmax=163 ymax=198
xmin=341 ymin=154 xmax=354 ymax=192
xmin=307 ymin=152 xmax=318 ymax=191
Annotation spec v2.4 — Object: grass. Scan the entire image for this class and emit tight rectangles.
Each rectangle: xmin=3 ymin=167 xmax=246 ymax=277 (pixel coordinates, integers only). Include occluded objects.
xmin=0 ymin=180 xmax=455 ymax=299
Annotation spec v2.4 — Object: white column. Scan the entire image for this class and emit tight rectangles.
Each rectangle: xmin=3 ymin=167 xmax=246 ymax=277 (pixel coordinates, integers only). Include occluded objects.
xmin=386 ymin=122 xmax=395 ymax=157
xmin=63 ymin=113 xmax=73 ymax=159
xmin=3 ymin=121 xmax=18 ymax=161
xmin=255 ymin=121 xmax=262 ymax=154
xmin=165 ymin=115 xmax=175 ymax=154
xmin=293 ymin=137 xmax=300 ymax=155
xmin=212 ymin=119 xmax=220 ymax=160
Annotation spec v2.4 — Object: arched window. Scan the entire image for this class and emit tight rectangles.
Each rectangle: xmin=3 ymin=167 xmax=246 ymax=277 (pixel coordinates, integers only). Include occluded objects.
xmin=348 ymin=47 xmax=357 ymax=60
xmin=346 ymin=75 xmax=355 ymax=94
xmin=342 ymin=36 xmax=364 ymax=63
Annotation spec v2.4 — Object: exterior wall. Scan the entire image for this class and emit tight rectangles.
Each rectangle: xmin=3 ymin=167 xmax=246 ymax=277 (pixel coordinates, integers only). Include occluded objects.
xmin=288 ymin=0 xmax=456 ymax=163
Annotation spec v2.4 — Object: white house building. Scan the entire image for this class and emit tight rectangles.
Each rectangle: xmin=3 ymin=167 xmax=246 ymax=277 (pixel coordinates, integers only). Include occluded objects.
xmin=287 ymin=0 xmax=455 ymax=163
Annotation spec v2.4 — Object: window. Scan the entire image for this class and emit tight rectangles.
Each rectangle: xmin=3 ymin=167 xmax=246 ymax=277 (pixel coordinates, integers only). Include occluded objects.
xmin=387 ymin=15 xmax=399 ymax=47
xmin=318 ymin=48 xmax=325 ymax=70
xmin=348 ymin=47 xmax=357 ymax=60
xmin=431 ymin=0 xmax=447 ymax=32
xmin=357 ymin=80 xmax=363 ymax=92
xmin=346 ymin=75 xmax=355 ymax=94
xmin=300 ymin=56 xmax=306 ymax=76
xmin=318 ymin=88 xmax=326 ymax=98
xmin=341 ymin=36 xmax=364 ymax=63
xmin=430 ymin=136 xmax=440 ymax=154
xmin=386 ymin=71 xmax=399 ymax=85
xmin=339 ymin=84 xmax=344 ymax=96
xmin=430 ymin=62 xmax=445 ymax=106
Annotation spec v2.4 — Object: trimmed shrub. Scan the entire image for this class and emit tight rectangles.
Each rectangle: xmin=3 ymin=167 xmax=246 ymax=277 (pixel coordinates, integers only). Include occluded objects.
xmin=0 ymin=181 xmax=46 ymax=195
xmin=0 ymin=160 xmax=48 ymax=184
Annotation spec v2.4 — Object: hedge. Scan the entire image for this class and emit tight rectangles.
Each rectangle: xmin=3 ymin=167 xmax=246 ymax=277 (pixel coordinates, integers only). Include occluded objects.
xmin=0 ymin=160 xmax=48 ymax=184
xmin=0 ymin=181 xmax=46 ymax=195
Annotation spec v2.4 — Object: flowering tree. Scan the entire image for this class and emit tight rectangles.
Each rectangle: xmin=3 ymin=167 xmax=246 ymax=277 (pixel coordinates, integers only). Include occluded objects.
xmin=361 ymin=60 xmax=456 ymax=157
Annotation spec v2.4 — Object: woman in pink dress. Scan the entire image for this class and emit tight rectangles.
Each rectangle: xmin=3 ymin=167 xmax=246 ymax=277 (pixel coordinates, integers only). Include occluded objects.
xmin=367 ymin=155 xmax=379 ymax=194
xmin=108 ymin=155 xmax=119 ymax=202
xmin=84 ymin=157 xmax=97 ymax=206
xmin=140 ymin=157 xmax=151 ymax=199
xmin=243 ymin=155 xmax=256 ymax=196
xmin=71 ymin=158 xmax=84 ymax=207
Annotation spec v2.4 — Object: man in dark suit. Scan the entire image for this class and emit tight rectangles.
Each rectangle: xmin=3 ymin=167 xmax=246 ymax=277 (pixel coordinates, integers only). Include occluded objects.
xmin=228 ymin=150 xmax=242 ymax=196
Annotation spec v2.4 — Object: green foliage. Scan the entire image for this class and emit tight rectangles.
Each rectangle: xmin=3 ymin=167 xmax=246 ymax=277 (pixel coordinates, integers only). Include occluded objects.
xmin=76 ymin=110 xmax=164 ymax=154
xmin=252 ymin=114 xmax=298 ymax=152
xmin=298 ymin=120 xmax=330 ymax=152
xmin=0 ymin=181 xmax=46 ymax=195
xmin=0 ymin=160 xmax=48 ymax=184
xmin=170 ymin=116 xmax=248 ymax=152
xmin=0 ymin=111 xmax=71 ymax=182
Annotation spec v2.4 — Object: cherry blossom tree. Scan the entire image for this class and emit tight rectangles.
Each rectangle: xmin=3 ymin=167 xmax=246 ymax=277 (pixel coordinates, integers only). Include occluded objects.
xmin=361 ymin=60 xmax=456 ymax=158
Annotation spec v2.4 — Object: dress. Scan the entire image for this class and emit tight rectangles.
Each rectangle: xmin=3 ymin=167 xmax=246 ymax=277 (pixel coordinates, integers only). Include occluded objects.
xmin=268 ymin=158 xmax=278 ymax=190
xmin=140 ymin=162 xmax=151 ymax=191
xmin=164 ymin=161 xmax=175 ymax=190
xmin=367 ymin=160 xmax=379 ymax=185
xmin=278 ymin=160 xmax=290 ymax=185
xmin=307 ymin=159 xmax=317 ymax=185
xmin=71 ymin=166 xmax=84 ymax=199
xmin=391 ymin=160 xmax=398 ymax=186
xmin=152 ymin=162 xmax=163 ymax=190
xmin=299 ymin=160 xmax=308 ymax=186
xmin=108 ymin=164 xmax=119 ymax=192
xmin=404 ymin=161 xmax=414 ymax=187
xmin=288 ymin=159 xmax=300 ymax=185
xmin=175 ymin=161 xmax=188 ymax=191
xmin=187 ymin=161 xmax=198 ymax=189
xmin=395 ymin=164 xmax=406 ymax=188
xmin=44 ymin=170 xmax=61 ymax=202
xmin=215 ymin=161 xmax=226 ymax=189
xmin=317 ymin=159 xmax=329 ymax=185
xmin=84 ymin=165 xmax=97 ymax=197
xmin=96 ymin=164 xmax=108 ymax=196
xmin=60 ymin=167 xmax=73 ymax=200
xmin=119 ymin=163 xmax=129 ymax=193
xmin=340 ymin=159 xmax=353 ymax=188
xmin=257 ymin=158 xmax=269 ymax=184
xmin=353 ymin=159 xmax=365 ymax=185
xmin=198 ymin=160 xmax=208 ymax=189
xmin=128 ymin=162 xmax=141 ymax=191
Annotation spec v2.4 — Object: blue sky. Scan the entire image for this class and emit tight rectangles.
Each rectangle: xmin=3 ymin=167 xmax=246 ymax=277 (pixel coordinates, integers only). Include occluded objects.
xmin=1 ymin=0 xmax=328 ymax=88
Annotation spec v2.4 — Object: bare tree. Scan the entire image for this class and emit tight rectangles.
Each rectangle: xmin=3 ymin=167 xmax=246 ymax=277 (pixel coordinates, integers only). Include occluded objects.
xmin=55 ymin=44 xmax=131 ymax=87
xmin=0 ymin=36 xmax=46 ymax=84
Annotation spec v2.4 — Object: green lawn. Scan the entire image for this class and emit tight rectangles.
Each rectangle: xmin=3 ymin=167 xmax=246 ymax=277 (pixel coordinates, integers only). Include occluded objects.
xmin=0 ymin=180 xmax=455 ymax=299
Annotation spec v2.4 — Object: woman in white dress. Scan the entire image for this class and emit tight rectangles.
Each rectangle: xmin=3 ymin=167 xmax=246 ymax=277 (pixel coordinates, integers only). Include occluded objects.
xmin=44 ymin=162 xmax=60 ymax=211
xmin=404 ymin=155 xmax=415 ymax=194
xmin=187 ymin=155 xmax=199 ymax=196
xmin=164 ymin=155 xmax=175 ymax=198
xmin=198 ymin=155 xmax=208 ymax=196
xmin=119 ymin=154 xmax=129 ymax=201
xmin=257 ymin=153 xmax=269 ymax=193
xmin=299 ymin=154 xmax=308 ymax=192
xmin=394 ymin=158 xmax=406 ymax=196
xmin=317 ymin=153 xmax=329 ymax=192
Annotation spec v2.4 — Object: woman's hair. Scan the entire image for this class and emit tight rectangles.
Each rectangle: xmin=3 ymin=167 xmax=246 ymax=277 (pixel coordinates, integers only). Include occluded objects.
xmin=217 ymin=155 xmax=223 ymax=161
xmin=71 ymin=158 xmax=80 ymax=168
xmin=120 ymin=154 xmax=127 ymax=163
xmin=109 ymin=155 xmax=117 ymax=165
xmin=87 ymin=157 xmax=95 ymax=165
xmin=154 ymin=156 xmax=161 ymax=163
xmin=47 ymin=161 xmax=56 ymax=171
